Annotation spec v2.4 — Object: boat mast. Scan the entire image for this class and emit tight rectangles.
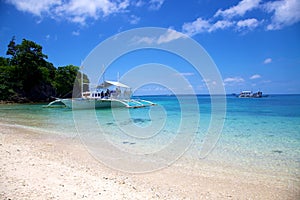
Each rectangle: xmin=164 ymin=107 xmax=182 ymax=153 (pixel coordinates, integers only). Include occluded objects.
xmin=102 ymin=64 xmax=105 ymax=83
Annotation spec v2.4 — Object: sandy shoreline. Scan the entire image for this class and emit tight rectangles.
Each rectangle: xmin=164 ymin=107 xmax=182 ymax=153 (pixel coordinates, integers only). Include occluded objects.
xmin=1 ymin=123 xmax=299 ymax=199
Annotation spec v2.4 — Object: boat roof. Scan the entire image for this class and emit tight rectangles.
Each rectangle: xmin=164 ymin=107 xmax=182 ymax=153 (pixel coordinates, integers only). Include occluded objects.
xmin=241 ymin=90 xmax=252 ymax=93
xmin=97 ymin=80 xmax=130 ymax=89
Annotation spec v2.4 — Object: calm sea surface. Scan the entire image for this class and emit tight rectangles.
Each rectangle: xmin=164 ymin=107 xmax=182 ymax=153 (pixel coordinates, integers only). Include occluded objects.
xmin=1 ymin=95 xmax=300 ymax=176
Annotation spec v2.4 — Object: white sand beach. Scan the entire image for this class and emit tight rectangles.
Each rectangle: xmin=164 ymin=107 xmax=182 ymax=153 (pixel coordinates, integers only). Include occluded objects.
xmin=1 ymin=123 xmax=299 ymax=199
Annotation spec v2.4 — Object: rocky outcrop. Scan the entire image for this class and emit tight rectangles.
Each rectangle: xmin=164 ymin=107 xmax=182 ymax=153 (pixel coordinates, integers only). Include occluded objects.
xmin=3 ymin=82 xmax=57 ymax=103
xmin=27 ymin=82 xmax=56 ymax=102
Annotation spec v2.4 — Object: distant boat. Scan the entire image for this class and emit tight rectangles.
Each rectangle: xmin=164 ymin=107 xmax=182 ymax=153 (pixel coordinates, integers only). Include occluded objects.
xmin=238 ymin=90 xmax=266 ymax=98
xmin=45 ymin=80 xmax=156 ymax=109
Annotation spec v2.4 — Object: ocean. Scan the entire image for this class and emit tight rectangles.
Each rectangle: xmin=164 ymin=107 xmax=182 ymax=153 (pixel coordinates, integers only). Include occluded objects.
xmin=1 ymin=95 xmax=300 ymax=176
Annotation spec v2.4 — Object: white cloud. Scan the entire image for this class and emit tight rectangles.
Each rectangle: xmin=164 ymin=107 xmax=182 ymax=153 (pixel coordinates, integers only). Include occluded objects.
xmin=132 ymin=0 xmax=144 ymax=7
xmin=224 ymin=77 xmax=245 ymax=84
xmin=224 ymin=77 xmax=244 ymax=83
xmin=202 ymin=78 xmax=218 ymax=88
xmin=202 ymin=78 xmax=211 ymax=83
xmin=6 ymin=0 xmax=61 ymax=16
xmin=182 ymin=17 xmax=259 ymax=35
xmin=55 ymin=0 xmax=130 ymax=25
xmin=215 ymin=0 xmax=261 ymax=19
xmin=249 ymin=74 xmax=261 ymax=79
xmin=236 ymin=18 xmax=260 ymax=30
xmin=45 ymin=34 xmax=50 ymax=41
xmin=265 ymin=0 xmax=300 ymax=30
xmin=262 ymin=80 xmax=271 ymax=83
xmin=129 ymin=15 xmax=140 ymax=25
xmin=6 ymin=0 xmax=167 ymax=26
xmin=132 ymin=36 xmax=155 ymax=45
xmin=264 ymin=58 xmax=272 ymax=64
xmin=177 ymin=72 xmax=194 ymax=76
xmin=6 ymin=0 xmax=130 ymax=25
xmin=181 ymin=4 xmax=262 ymax=36
xmin=157 ymin=28 xmax=187 ymax=44
xmin=132 ymin=28 xmax=186 ymax=45
xmin=149 ymin=0 xmax=164 ymax=10
xmin=181 ymin=0 xmax=299 ymax=36
xmin=182 ymin=18 xmax=211 ymax=36
xmin=209 ymin=20 xmax=234 ymax=32
xmin=72 ymin=30 xmax=80 ymax=36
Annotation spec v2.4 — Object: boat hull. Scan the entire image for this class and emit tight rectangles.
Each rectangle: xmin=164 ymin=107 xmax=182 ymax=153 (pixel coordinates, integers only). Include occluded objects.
xmin=238 ymin=91 xmax=264 ymax=98
xmin=61 ymin=98 xmax=128 ymax=109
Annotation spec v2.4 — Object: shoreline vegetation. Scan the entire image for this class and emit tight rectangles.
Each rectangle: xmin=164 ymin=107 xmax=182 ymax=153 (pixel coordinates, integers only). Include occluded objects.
xmin=0 ymin=37 xmax=88 ymax=103
xmin=1 ymin=121 xmax=299 ymax=199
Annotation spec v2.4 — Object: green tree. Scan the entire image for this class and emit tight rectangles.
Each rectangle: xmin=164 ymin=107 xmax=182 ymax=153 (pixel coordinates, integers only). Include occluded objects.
xmin=6 ymin=38 xmax=55 ymax=92
xmin=54 ymin=65 xmax=79 ymax=97
xmin=0 ymin=57 xmax=9 ymax=66
xmin=0 ymin=65 xmax=19 ymax=100
xmin=1 ymin=37 xmax=90 ymax=102
xmin=54 ymin=65 xmax=89 ymax=98
xmin=6 ymin=36 xmax=17 ymax=60
xmin=2 ymin=38 xmax=56 ymax=101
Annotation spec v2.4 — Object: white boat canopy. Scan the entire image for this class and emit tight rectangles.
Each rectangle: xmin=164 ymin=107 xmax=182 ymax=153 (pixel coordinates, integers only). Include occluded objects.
xmin=97 ymin=80 xmax=130 ymax=89
xmin=241 ymin=91 xmax=252 ymax=93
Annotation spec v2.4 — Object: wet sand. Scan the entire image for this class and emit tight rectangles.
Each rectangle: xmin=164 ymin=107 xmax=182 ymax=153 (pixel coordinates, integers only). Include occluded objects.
xmin=0 ymin=124 xmax=299 ymax=199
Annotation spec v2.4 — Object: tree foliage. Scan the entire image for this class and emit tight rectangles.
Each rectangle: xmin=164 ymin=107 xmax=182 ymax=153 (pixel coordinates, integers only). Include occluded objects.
xmin=0 ymin=37 xmax=88 ymax=102
xmin=54 ymin=65 xmax=89 ymax=98
xmin=6 ymin=38 xmax=55 ymax=91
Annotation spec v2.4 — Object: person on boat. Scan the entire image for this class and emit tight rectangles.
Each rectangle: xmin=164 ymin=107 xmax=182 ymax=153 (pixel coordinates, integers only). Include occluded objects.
xmin=105 ymin=89 xmax=110 ymax=98
xmin=101 ymin=91 xmax=104 ymax=98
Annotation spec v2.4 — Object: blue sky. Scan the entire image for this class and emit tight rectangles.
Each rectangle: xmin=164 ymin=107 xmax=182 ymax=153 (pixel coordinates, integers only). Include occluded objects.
xmin=0 ymin=0 xmax=300 ymax=94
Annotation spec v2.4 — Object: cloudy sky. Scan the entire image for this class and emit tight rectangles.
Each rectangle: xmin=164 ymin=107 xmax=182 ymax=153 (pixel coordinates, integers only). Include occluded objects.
xmin=1 ymin=0 xmax=300 ymax=94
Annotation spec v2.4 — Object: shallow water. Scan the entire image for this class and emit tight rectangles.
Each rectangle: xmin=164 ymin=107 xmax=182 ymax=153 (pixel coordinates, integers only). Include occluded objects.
xmin=1 ymin=95 xmax=299 ymax=175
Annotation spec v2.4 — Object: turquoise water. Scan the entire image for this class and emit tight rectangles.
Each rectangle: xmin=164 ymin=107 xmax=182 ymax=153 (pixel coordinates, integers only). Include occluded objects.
xmin=1 ymin=95 xmax=300 ymax=175
xmin=210 ymin=95 xmax=300 ymax=177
